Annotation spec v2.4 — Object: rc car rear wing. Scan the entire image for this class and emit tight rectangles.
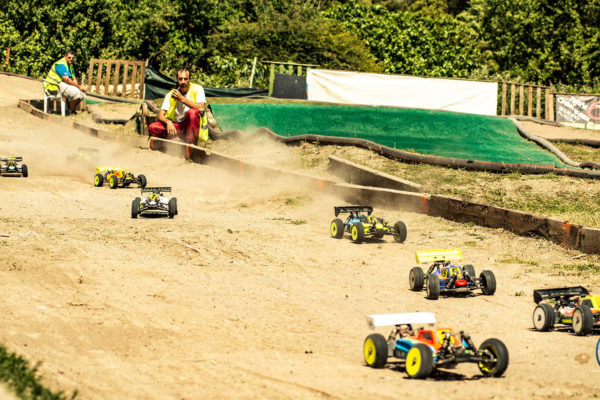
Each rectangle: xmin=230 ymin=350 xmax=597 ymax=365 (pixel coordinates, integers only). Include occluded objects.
xmin=334 ymin=206 xmax=373 ymax=217
xmin=533 ymin=286 xmax=589 ymax=304
xmin=142 ymin=187 xmax=171 ymax=194
xmin=416 ymin=249 xmax=463 ymax=264
xmin=96 ymin=166 xmax=123 ymax=173
xmin=367 ymin=312 xmax=436 ymax=330
xmin=1 ymin=156 xmax=22 ymax=162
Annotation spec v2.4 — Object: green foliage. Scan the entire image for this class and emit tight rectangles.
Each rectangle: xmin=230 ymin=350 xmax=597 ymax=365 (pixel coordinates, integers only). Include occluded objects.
xmin=323 ymin=2 xmax=481 ymax=77
xmin=0 ymin=344 xmax=74 ymax=399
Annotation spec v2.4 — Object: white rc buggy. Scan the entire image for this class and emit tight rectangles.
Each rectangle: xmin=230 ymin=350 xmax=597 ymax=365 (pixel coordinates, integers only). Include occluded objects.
xmin=131 ymin=187 xmax=178 ymax=219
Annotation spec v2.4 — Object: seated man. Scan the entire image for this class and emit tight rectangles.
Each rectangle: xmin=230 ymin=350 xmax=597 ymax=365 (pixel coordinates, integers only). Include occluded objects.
xmin=44 ymin=50 xmax=87 ymax=114
xmin=149 ymin=67 xmax=208 ymax=144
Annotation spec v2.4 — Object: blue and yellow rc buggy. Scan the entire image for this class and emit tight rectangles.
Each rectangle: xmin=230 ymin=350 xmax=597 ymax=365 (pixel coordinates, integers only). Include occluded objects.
xmin=330 ymin=206 xmax=407 ymax=244
xmin=409 ymin=249 xmax=496 ymax=300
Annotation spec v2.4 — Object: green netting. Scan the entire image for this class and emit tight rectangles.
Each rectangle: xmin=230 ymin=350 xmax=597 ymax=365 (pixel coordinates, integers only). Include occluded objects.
xmin=211 ymin=103 xmax=565 ymax=167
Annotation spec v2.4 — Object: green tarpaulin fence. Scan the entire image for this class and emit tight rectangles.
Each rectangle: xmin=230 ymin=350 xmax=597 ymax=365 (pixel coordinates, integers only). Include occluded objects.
xmin=210 ymin=103 xmax=565 ymax=167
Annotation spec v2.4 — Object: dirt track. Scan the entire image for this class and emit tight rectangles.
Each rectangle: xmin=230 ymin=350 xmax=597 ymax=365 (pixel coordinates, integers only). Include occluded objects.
xmin=1 ymin=74 xmax=600 ymax=399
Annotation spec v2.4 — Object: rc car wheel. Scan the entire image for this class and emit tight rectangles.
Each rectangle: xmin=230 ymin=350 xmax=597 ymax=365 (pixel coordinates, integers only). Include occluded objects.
xmin=426 ymin=274 xmax=440 ymax=300
xmin=532 ymin=303 xmax=555 ymax=331
xmin=363 ymin=333 xmax=388 ymax=368
xmin=409 ymin=267 xmax=424 ymax=291
xmin=392 ymin=221 xmax=407 ymax=243
xmin=131 ymin=197 xmax=141 ymax=219
xmin=21 ymin=164 xmax=28 ymax=178
xmin=109 ymin=174 xmax=119 ymax=189
xmin=330 ymin=218 xmax=344 ymax=239
xmin=168 ymin=198 xmax=178 ymax=218
xmin=463 ymin=264 xmax=476 ymax=278
xmin=478 ymin=338 xmax=509 ymax=377
xmin=572 ymin=305 xmax=594 ymax=336
xmin=94 ymin=173 xmax=104 ymax=187
xmin=137 ymin=174 xmax=147 ymax=188
xmin=479 ymin=270 xmax=496 ymax=295
xmin=405 ymin=343 xmax=433 ymax=379
xmin=351 ymin=222 xmax=365 ymax=243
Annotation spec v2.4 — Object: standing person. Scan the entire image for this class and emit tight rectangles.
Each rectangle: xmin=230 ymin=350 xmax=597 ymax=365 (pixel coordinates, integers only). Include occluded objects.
xmin=44 ymin=50 xmax=87 ymax=114
xmin=149 ymin=67 xmax=208 ymax=144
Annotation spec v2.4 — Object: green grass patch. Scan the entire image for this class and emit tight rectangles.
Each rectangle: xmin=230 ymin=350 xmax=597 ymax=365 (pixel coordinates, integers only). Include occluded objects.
xmin=0 ymin=344 xmax=75 ymax=399
xmin=499 ymin=257 xmax=539 ymax=266
xmin=552 ymin=263 xmax=600 ymax=275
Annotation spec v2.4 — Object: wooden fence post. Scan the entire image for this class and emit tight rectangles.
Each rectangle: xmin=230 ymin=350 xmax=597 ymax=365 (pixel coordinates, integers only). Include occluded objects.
xmin=519 ymin=85 xmax=524 ymax=115
xmin=527 ymin=86 xmax=533 ymax=117
xmin=536 ymin=87 xmax=542 ymax=118
xmin=501 ymin=83 xmax=507 ymax=116
xmin=510 ymin=84 xmax=516 ymax=115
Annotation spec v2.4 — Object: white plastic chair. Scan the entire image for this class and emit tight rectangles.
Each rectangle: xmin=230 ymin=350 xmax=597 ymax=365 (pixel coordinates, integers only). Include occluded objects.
xmin=42 ymin=79 xmax=66 ymax=116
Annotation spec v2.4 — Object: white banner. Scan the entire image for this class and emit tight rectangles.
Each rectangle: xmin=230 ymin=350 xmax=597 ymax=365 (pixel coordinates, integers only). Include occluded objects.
xmin=307 ymin=69 xmax=498 ymax=116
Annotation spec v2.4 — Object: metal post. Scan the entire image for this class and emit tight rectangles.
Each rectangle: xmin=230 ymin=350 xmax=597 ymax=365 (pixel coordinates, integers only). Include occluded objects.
xmin=249 ymin=57 xmax=257 ymax=88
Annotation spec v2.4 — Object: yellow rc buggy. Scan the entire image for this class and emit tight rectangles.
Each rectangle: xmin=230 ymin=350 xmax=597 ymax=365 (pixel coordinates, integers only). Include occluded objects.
xmin=94 ymin=167 xmax=147 ymax=189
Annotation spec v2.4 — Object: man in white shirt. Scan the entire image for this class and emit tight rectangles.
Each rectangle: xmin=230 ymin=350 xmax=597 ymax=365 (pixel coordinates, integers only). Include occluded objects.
xmin=149 ymin=67 xmax=208 ymax=144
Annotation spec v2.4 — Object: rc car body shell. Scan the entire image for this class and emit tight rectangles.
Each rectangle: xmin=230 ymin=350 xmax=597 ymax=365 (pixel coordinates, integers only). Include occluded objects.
xmin=532 ymin=286 xmax=600 ymax=335
xmin=94 ymin=166 xmax=146 ymax=189
xmin=330 ymin=205 xmax=407 ymax=243
xmin=363 ymin=312 xmax=509 ymax=379
xmin=1 ymin=157 xmax=28 ymax=177
xmin=409 ymin=249 xmax=496 ymax=299
xmin=132 ymin=187 xmax=177 ymax=218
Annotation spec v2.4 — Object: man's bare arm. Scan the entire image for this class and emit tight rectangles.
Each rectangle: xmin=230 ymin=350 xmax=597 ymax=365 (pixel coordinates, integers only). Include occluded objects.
xmin=61 ymin=76 xmax=87 ymax=92
xmin=157 ymin=109 xmax=177 ymax=136
xmin=171 ymin=90 xmax=205 ymax=113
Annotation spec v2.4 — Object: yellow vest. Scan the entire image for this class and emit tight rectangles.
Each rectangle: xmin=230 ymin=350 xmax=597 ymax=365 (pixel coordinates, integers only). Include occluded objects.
xmin=165 ymin=83 xmax=209 ymax=143
xmin=44 ymin=57 xmax=75 ymax=92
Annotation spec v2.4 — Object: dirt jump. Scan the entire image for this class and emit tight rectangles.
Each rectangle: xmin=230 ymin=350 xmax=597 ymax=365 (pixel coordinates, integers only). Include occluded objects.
xmin=1 ymin=74 xmax=599 ymax=399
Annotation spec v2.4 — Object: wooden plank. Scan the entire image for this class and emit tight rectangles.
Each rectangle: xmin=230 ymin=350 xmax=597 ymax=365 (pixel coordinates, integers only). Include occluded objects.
xmin=87 ymin=61 xmax=94 ymax=91
xmin=130 ymin=63 xmax=138 ymax=98
xmin=139 ymin=64 xmax=145 ymax=99
xmin=288 ymin=64 xmax=293 ymax=74
xmin=546 ymin=89 xmax=554 ymax=121
xmin=536 ymin=87 xmax=542 ymax=118
xmin=527 ymin=86 xmax=533 ymax=116
xmin=269 ymin=64 xmax=275 ymax=96
xmin=104 ymin=61 xmax=112 ymax=96
xmin=112 ymin=61 xmax=120 ymax=96
xmin=95 ymin=62 xmax=103 ymax=96
xmin=121 ymin=63 xmax=129 ymax=98
xmin=510 ymin=83 xmax=516 ymax=115
xmin=501 ymin=83 xmax=507 ymax=116
xmin=297 ymin=65 xmax=302 ymax=76
xmin=519 ymin=85 xmax=524 ymax=115
xmin=278 ymin=64 xmax=284 ymax=74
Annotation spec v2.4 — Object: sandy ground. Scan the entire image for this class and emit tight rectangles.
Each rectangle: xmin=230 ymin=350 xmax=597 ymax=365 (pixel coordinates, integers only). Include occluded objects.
xmin=1 ymin=74 xmax=600 ymax=399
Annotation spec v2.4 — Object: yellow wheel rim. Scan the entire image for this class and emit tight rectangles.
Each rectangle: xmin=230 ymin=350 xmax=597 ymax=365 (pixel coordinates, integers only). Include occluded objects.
xmin=364 ymin=338 xmax=377 ymax=365
xmin=478 ymin=345 xmax=497 ymax=373
xmin=331 ymin=221 xmax=337 ymax=236
xmin=94 ymin=176 xmax=99 ymax=185
xmin=405 ymin=347 xmax=422 ymax=377
xmin=351 ymin=226 xmax=358 ymax=241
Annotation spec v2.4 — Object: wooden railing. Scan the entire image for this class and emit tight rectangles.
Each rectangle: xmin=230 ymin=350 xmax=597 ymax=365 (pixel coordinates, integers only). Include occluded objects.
xmin=263 ymin=61 xmax=319 ymax=96
xmin=86 ymin=59 xmax=145 ymax=99
xmin=499 ymin=82 xmax=554 ymax=121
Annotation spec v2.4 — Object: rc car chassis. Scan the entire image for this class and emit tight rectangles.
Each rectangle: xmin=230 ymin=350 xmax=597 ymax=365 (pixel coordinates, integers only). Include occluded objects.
xmin=409 ymin=249 xmax=496 ymax=300
xmin=94 ymin=166 xmax=147 ymax=189
xmin=330 ymin=206 xmax=407 ymax=244
xmin=532 ymin=286 xmax=600 ymax=335
xmin=363 ymin=312 xmax=509 ymax=379
xmin=1 ymin=157 xmax=28 ymax=177
xmin=131 ymin=187 xmax=178 ymax=218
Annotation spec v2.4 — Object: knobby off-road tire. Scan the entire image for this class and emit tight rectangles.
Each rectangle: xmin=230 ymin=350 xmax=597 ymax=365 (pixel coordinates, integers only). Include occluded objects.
xmin=532 ymin=303 xmax=555 ymax=331
xmin=405 ymin=343 xmax=433 ymax=379
xmin=393 ymin=221 xmax=407 ymax=243
xmin=137 ymin=174 xmax=147 ymax=188
xmin=572 ymin=305 xmax=594 ymax=336
xmin=94 ymin=173 xmax=104 ymax=187
xmin=426 ymin=274 xmax=440 ymax=300
xmin=21 ymin=164 xmax=28 ymax=178
xmin=131 ymin=197 xmax=141 ymax=218
xmin=480 ymin=270 xmax=496 ymax=295
xmin=168 ymin=198 xmax=178 ymax=218
xmin=351 ymin=222 xmax=365 ymax=244
xmin=330 ymin=218 xmax=344 ymax=239
xmin=409 ymin=267 xmax=424 ymax=291
xmin=109 ymin=175 xmax=119 ymax=189
xmin=478 ymin=338 xmax=509 ymax=377
xmin=363 ymin=333 xmax=388 ymax=368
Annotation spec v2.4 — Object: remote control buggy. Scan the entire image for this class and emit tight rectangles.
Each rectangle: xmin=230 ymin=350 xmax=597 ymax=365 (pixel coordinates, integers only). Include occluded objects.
xmin=409 ymin=249 xmax=496 ymax=300
xmin=330 ymin=206 xmax=407 ymax=244
xmin=131 ymin=187 xmax=177 ymax=218
xmin=532 ymin=286 xmax=600 ymax=336
xmin=94 ymin=166 xmax=147 ymax=189
xmin=363 ymin=312 xmax=509 ymax=379
xmin=1 ymin=157 xmax=28 ymax=177
xmin=67 ymin=147 xmax=99 ymax=165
